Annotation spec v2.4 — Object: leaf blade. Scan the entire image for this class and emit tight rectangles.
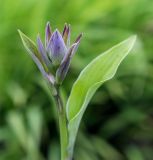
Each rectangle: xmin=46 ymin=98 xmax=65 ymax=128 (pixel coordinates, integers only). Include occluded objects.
xmin=66 ymin=35 xmax=136 ymax=156
xmin=18 ymin=30 xmax=41 ymax=59
xmin=18 ymin=30 xmax=48 ymax=76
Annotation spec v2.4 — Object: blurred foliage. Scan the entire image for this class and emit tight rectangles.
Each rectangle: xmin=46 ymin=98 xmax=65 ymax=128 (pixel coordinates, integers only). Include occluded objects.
xmin=0 ymin=0 xmax=153 ymax=159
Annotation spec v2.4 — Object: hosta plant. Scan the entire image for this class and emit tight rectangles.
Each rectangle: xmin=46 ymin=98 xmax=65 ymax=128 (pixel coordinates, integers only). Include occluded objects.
xmin=18 ymin=22 xmax=136 ymax=160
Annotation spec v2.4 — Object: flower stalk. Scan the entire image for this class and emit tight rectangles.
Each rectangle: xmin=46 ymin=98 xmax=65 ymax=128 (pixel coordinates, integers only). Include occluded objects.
xmin=53 ymin=85 xmax=69 ymax=160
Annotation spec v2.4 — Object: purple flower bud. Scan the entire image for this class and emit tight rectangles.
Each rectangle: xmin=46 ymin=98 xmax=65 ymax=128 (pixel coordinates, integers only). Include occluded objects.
xmin=62 ymin=23 xmax=67 ymax=37
xmin=19 ymin=22 xmax=82 ymax=85
xmin=45 ymin=22 xmax=52 ymax=48
xmin=75 ymin=33 xmax=83 ymax=43
xmin=56 ymin=36 xmax=82 ymax=84
xmin=62 ymin=24 xmax=71 ymax=47
xmin=37 ymin=35 xmax=50 ymax=66
xmin=47 ymin=29 xmax=67 ymax=66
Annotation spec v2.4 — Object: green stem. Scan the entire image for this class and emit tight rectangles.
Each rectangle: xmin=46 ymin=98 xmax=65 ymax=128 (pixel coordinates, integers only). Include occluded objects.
xmin=54 ymin=86 xmax=69 ymax=160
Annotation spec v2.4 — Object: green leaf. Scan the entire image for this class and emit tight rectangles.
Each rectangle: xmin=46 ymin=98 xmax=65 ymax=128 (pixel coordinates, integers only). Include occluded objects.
xmin=66 ymin=35 xmax=136 ymax=157
xmin=18 ymin=30 xmax=48 ymax=75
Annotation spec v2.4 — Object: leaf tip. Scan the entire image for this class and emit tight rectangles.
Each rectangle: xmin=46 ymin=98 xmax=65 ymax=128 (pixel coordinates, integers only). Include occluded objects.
xmin=121 ymin=35 xmax=137 ymax=54
xmin=18 ymin=29 xmax=24 ymax=38
xmin=17 ymin=29 xmax=27 ymax=44
xmin=128 ymin=35 xmax=137 ymax=47
xmin=130 ymin=34 xmax=137 ymax=42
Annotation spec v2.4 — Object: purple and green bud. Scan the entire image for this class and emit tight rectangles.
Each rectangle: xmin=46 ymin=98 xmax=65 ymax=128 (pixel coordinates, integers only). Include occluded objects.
xmin=47 ymin=29 xmax=67 ymax=66
xmin=45 ymin=22 xmax=52 ymax=48
xmin=18 ymin=22 xmax=82 ymax=85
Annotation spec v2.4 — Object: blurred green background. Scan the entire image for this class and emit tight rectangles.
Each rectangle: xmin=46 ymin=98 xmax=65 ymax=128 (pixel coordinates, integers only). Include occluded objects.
xmin=0 ymin=0 xmax=153 ymax=159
